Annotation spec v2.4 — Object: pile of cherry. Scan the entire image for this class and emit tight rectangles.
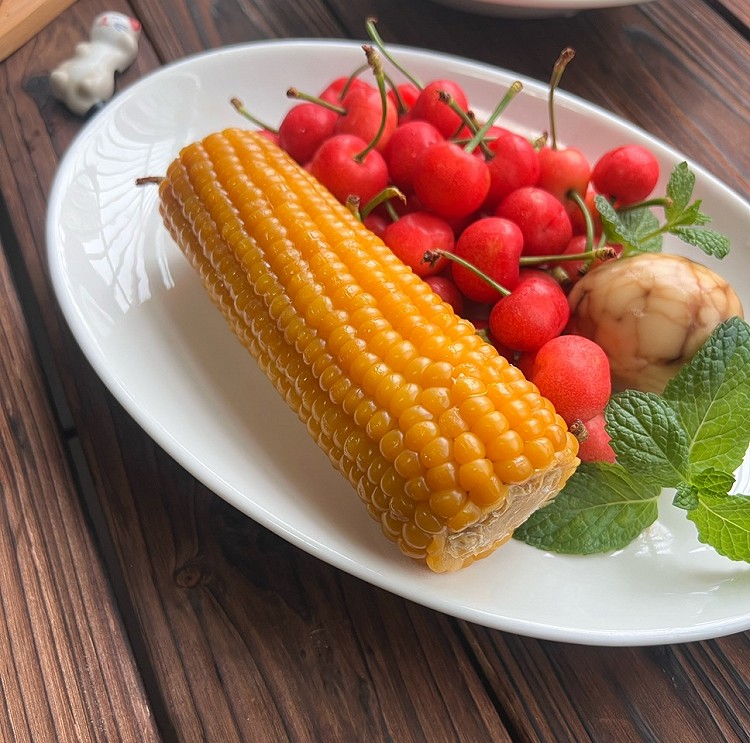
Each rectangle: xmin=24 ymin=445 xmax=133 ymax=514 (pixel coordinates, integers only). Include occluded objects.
xmin=242 ymin=42 xmax=663 ymax=464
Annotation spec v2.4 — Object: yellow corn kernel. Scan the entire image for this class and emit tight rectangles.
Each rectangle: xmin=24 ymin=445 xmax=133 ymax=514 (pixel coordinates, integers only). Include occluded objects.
xmin=453 ymin=431 xmax=486 ymax=464
xmin=419 ymin=436 xmax=454 ymax=469
xmin=438 ymin=406 xmax=469 ymax=437
xmin=429 ymin=489 xmax=467 ymax=519
xmin=158 ymin=129 xmax=579 ymax=572
xmin=404 ymin=476 xmax=431 ymax=503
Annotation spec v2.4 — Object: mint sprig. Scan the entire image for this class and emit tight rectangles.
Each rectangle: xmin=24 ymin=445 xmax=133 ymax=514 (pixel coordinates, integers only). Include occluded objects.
xmin=596 ymin=162 xmax=731 ymax=259
xmin=515 ymin=316 xmax=750 ymax=563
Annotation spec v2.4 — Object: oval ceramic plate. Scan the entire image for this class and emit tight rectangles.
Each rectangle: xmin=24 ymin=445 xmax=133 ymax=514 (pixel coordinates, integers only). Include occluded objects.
xmin=47 ymin=40 xmax=750 ymax=646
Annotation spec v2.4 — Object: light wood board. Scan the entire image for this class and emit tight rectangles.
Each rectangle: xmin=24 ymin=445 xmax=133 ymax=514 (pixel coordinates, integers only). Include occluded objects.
xmin=0 ymin=0 xmax=78 ymax=61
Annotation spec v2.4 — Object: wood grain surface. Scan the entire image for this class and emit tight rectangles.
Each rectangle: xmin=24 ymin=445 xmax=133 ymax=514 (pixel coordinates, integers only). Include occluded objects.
xmin=0 ymin=228 xmax=158 ymax=741
xmin=0 ymin=0 xmax=748 ymax=741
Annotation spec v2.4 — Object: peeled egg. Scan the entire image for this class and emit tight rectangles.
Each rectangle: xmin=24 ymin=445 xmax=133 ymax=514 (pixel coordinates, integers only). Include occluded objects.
xmin=567 ymin=253 xmax=744 ymax=393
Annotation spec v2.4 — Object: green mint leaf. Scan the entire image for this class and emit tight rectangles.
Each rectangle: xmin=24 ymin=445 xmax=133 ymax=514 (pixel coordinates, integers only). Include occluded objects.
xmin=597 ymin=196 xmax=664 ymax=255
xmin=671 ymin=200 xmax=712 ymax=227
xmin=605 ymin=390 xmax=690 ymax=487
xmin=674 ymin=483 xmax=699 ymax=511
xmin=662 ymin=317 xmax=750 ymax=474
xmin=687 ymin=491 xmax=750 ymax=562
xmin=690 ymin=466 xmax=736 ymax=498
xmin=670 ymin=226 xmax=731 ymax=258
xmin=596 ymin=196 xmax=640 ymax=252
xmin=619 ymin=207 xmax=663 ymax=253
xmin=665 ymin=161 xmax=695 ymax=219
xmin=513 ymin=462 xmax=660 ymax=554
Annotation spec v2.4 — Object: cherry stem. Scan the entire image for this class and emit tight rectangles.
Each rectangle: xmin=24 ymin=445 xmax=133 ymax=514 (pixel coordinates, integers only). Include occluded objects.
xmin=569 ymin=419 xmax=589 ymax=442
xmin=422 ymin=249 xmax=511 ymax=296
xmin=286 ymin=87 xmax=345 ymax=115
xmin=568 ymin=189 xmax=595 ymax=249
xmin=230 ymin=97 xmax=279 ymax=133
xmin=548 ymin=265 xmax=573 ymax=286
xmin=384 ymin=72 xmax=409 ymax=115
xmin=437 ymin=92 xmax=485 ymax=152
xmin=384 ymin=200 xmax=401 ymax=222
xmin=346 ymin=196 xmax=362 ymax=221
xmin=354 ymin=45 xmax=389 ymax=163
xmin=452 ymin=132 xmax=503 ymax=146
xmin=520 ymin=246 xmax=618 ymax=265
xmin=467 ymin=80 xmax=523 ymax=154
xmin=365 ymin=16 xmax=423 ymax=89
xmin=339 ymin=64 xmax=370 ymax=99
xmin=135 ymin=176 xmax=163 ymax=186
xmin=360 ymin=185 xmax=407 ymax=219
xmin=547 ymin=47 xmax=575 ymax=150
xmin=288 ymin=66 xmax=369 ymax=109
xmin=618 ymin=196 xmax=674 ymax=212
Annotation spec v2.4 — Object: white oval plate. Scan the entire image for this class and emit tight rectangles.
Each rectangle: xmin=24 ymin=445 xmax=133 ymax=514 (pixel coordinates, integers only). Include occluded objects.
xmin=47 ymin=40 xmax=750 ymax=646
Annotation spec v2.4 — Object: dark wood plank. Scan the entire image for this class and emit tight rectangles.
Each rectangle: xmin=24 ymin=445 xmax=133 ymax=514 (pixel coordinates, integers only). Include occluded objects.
xmin=0 ymin=229 xmax=159 ymax=741
xmin=713 ymin=0 xmax=750 ymax=30
xmin=463 ymin=628 xmax=750 ymax=742
xmin=1 ymin=0 xmax=749 ymax=741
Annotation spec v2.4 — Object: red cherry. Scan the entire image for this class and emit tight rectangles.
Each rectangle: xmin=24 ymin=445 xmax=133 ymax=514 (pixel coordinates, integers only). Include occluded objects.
xmin=591 ymin=145 xmax=660 ymax=206
xmin=488 ymin=274 xmax=569 ymax=353
xmin=413 ymin=140 xmax=490 ymax=220
xmin=309 ymin=134 xmax=389 ymax=205
xmin=318 ymin=76 xmax=371 ymax=104
xmin=409 ymin=79 xmax=469 ymax=137
xmin=277 ymin=103 xmax=337 ymax=164
xmin=483 ymin=132 xmax=541 ymax=211
xmin=553 ymin=235 xmax=590 ymax=283
xmin=553 ymin=236 xmax=621 ymax=284
xmin=483 ymin=125 xmax=513 ymax=141
xmin=383 ymin=212 xmax=454 ymax=277
xmin=529 ymin=335 xmax=611 ymax=426
xmin=424 ymin=275 xmax=465 ymax=315
xmin=536 ymin=146 xmax=591 ymax=203
xmin=515 ymin=350 xmax=536 ymax=378
xmin=496 ymin=186 xmax=573 ymax=257
xmin=383 ymin=120 xmax=443 ymax=193
xmin=388 ymin=82 xmax=420 ymax=118
xmin=577 ymin=414 xmax=616 ymax=463
xmin=516 ymin=267 xmax=561 ymax=287
xmin=451 ymin=217 xmax=523 ymax=304
xmin=335 ymin=85 xmax=398 ymax=152
xmin=486 ymin=334 xmax=516 ymax=360
xmin=363 ymin=210 xmax=389 ymax=238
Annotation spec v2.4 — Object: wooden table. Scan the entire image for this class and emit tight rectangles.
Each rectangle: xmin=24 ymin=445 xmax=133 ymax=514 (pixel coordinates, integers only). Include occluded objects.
xmin=1 ymin=0 xmax=749 ymax=740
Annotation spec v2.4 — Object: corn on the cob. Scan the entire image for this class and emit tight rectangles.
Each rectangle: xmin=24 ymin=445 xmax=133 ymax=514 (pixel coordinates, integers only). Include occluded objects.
xmin=158 ymin=128 xmax=579 ymax=572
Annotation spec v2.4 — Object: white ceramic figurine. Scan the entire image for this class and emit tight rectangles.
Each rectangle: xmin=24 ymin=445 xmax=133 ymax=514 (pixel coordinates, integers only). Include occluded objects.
xmin=50 ymin=12 xmax=142 ymax=116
